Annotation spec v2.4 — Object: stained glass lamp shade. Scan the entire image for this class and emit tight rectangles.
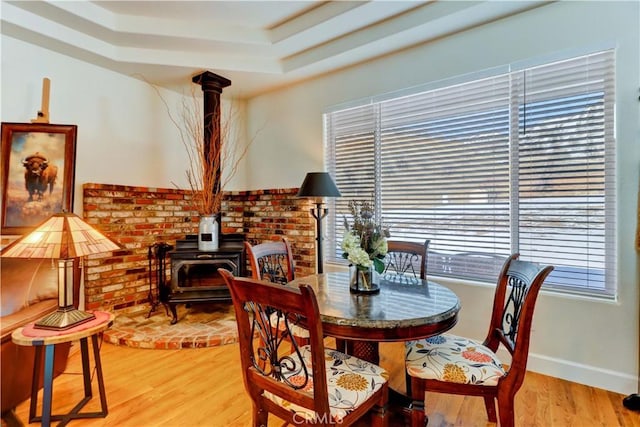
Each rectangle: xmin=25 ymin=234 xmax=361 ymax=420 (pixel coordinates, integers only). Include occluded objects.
xmin=2 ymin=212 xmax=121 ymax=330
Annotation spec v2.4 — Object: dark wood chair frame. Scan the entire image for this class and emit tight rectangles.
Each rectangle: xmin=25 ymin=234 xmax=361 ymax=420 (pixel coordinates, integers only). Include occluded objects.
xmin=245 ymin=238 xmax=295 ymax=284
xmin=245 ymin=237 xmax=314 ymax=350
xmin=220 ymin=270 xmax=389 ymax=427
xmin=384 ymin=239 xmax=430 ymax=280
xmin=407 ymin=253 xmax=554 ymax=427
xmin=381 ymin=239 xmax=431 ymax=406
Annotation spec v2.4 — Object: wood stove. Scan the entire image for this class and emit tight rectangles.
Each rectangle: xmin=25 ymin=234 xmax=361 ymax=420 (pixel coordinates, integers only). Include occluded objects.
xmin=160 ymin=71 xmax=245 ymax=324
xmin=166 ymin=234 xmax=244 ymax=324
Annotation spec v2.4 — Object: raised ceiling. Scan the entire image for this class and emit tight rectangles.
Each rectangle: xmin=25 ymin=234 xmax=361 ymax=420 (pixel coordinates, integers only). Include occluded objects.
xmin=1 ymin=1 xmax=549 ymax=98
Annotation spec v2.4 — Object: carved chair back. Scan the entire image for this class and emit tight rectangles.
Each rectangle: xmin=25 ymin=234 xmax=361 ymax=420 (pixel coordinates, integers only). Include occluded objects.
xmin=245 ymin=238 xmax=295 ymax=285
xmin=383 ymin=239 xmax=430 ymax=282
xmin=484 ymin=254 xmax=554 ymax=387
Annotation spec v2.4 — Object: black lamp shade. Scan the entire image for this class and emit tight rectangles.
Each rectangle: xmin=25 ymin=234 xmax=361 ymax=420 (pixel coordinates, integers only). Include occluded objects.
xmin=297 ymin=172 xmax=341 ymax=198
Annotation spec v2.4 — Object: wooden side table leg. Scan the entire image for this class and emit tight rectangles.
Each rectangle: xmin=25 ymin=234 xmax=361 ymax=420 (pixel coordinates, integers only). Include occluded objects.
xmin=91 ymin=334 xmax=108 ymax=415
xmin=80 ymin=338 xmax=92 ymax=398
xmin=29 ymin=346 xmax=42 ymax=423
xmin=41 ymin=345 xmax=55 ymax=427
xmin=29 ymin=346 xmax=43 ymax=422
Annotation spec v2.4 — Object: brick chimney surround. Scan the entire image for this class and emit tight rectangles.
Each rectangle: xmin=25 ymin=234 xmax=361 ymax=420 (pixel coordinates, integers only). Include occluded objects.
xmin=82 ymin=183 xmax=316 ymax=313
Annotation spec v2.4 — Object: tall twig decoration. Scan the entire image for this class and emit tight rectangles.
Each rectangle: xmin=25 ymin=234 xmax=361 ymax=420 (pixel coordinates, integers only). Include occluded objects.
xmin=150 ymin=83 xmax=254 ymax=215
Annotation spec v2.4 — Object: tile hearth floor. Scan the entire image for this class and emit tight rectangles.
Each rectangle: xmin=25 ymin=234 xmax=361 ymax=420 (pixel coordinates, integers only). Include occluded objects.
xmin=102 ymin=302 xmax=239 ymax=349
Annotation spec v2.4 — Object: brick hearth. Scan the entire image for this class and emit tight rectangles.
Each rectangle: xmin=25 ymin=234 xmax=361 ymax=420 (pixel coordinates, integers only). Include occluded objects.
xmin=82 ymin=183 xmax=315 ymax=313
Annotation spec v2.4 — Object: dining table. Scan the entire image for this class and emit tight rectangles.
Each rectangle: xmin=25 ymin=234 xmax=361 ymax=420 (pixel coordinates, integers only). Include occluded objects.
xmin=287 ymin=271 xmax=461 ymax=424
xmin=288 ymin=271 xmax=461 ymax=365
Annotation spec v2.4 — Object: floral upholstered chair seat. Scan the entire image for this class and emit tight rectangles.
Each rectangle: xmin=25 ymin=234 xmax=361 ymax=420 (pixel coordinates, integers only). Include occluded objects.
xmin=265 ymin=345 xmax=389 ymax=423
xmin=405 ymin=334 xmax=506 ymax=386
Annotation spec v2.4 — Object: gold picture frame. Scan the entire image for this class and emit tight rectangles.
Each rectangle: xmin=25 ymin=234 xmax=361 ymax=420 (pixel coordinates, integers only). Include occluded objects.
xmin=1 ymin=122 xmax=77 ymax=235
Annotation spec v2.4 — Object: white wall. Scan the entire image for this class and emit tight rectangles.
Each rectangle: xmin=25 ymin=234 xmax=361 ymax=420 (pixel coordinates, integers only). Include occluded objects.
xmin=244 ymin=1 xmax=640 ymax=394
xmin=1 ymin=0 xmax=638 ymax=395
xmin=1 ymin=35 xmax=193 ymax=214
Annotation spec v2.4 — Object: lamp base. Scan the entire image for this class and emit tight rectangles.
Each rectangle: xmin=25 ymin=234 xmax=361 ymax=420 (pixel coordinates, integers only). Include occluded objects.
xmin=34 ymin=306 xmax=96 ymax=331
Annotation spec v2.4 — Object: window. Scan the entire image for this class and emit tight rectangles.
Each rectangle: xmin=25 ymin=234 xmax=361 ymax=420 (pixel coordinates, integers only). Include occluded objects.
xmin=325 ymin=50 xmax=616 ymax=298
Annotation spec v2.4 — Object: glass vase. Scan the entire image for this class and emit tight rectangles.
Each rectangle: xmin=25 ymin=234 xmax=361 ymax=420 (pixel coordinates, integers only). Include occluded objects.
xmin=349 ymin=264 xmax=380 ymax=294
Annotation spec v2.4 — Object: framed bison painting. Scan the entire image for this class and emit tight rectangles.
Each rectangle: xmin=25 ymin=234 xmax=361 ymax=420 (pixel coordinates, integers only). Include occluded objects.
xmin=1 ymin=122 xmax=77 ymax=235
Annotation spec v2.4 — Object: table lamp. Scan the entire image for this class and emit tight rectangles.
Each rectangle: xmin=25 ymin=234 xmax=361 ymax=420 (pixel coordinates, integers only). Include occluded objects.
xmin=1 ymin=211 xmax=121 ymax=330
xmin=297 ymin=172 xmax=341 ymax=274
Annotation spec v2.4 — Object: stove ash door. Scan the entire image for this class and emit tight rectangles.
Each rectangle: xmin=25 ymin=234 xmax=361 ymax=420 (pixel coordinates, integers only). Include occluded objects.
xmin=170 ymin=258 xmax=238 ymax=294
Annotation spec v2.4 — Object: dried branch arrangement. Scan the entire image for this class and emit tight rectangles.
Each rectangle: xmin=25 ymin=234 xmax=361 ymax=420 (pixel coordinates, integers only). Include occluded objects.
xmin=152 ymin=83 xmax=253 ymax=215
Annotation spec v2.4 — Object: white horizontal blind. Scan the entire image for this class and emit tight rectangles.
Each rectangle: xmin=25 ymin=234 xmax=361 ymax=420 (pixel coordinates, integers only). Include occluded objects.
xmin=378 ymin=76 xmax=511 ymax=282
xmin=325 ymin=49 xmax=616 ymax=297
xmin=326 ymin=104 xmax=377 ymax=261
xmin=513 ymin=50 xmax=616 ymax=296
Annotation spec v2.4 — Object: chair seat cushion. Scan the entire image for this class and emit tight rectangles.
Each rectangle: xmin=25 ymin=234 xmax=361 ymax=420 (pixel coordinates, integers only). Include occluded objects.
xmin=405 ymin=334 xmax=506 ymax=386
xmin=265 ymin=345 xmax=388 ymax=423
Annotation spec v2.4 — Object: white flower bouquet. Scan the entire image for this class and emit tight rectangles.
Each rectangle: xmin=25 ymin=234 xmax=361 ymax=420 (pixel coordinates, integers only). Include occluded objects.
xmin=341 ymin=200 xmax=390 ymax=274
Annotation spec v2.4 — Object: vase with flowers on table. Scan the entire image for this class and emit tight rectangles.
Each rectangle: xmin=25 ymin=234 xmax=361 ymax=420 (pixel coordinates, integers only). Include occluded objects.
xmin=341 ymin=200 xmax=390 ymax=294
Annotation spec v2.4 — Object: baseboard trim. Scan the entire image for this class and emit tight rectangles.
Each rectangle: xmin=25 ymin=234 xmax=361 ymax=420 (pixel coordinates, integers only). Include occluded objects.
xmin=527 ymin=352 xmax=638 ymax=395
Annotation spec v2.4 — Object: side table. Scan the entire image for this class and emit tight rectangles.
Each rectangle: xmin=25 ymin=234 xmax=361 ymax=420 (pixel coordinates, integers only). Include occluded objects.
xmin=11 ymin=311 xmax=114 ymax=427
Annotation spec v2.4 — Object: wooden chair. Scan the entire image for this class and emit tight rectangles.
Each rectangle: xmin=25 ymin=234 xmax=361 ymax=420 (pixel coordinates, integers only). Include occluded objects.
xmin=404 ymin=253 xmax=554 ymax=427
xmin=245 ymin=238 xmax=295 ymax=285
xmin=245 ymin=238 xmax=310 ymax=347
xmin=220 ymin=270 xmax=389 ymax=427
xmin=383 ymin=239 xmax=430 ymax=283
xmin=379 ymin=239 xmax=431 ymax=401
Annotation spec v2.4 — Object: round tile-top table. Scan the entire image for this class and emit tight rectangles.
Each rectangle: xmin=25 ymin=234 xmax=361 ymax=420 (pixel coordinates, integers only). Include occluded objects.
xmin=288 ymin=271 xmax=461 ymax=364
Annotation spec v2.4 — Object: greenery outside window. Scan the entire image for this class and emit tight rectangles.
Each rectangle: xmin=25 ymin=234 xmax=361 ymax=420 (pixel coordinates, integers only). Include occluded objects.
xmin=325 ymin=49 xmax=616 ymax=298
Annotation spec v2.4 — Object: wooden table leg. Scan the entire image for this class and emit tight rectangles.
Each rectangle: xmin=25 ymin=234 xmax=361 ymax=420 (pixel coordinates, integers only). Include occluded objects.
xmin=80 ymin=338 xmax=92 ymax=398
xmin=342 ymin=340 xmax=422 ymax=426
xmin=29 ymin=346 xmax=43 ymax=422
xmin=346 ymin=340 xmax=380 ymax=365
xmin=59 ymin=336 xmax=108 ymax=423
xmin=91 ymin=334 xmax=108 ymax=415
xmin=41 ymin=345 xmax=55 ymax=427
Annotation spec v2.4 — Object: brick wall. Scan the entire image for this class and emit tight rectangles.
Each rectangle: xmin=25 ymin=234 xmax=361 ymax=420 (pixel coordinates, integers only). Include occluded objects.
xmin=224 ymin=189 xmax=315 ymax=273
xmin=82 ymin=183 xmax=315 ymax=313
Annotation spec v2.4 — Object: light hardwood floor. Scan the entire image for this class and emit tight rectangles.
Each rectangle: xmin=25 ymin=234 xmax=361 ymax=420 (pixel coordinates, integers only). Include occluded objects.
xmin=10 ymin=338 xmax=640 ymax=427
